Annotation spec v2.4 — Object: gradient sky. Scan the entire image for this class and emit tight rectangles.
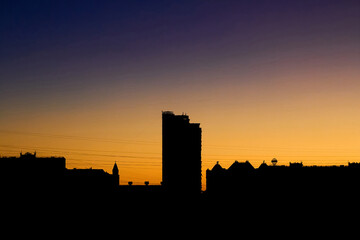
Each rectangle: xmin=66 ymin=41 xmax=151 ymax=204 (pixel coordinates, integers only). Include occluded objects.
xmin=1 ymin=0 xmax=359 ymax=189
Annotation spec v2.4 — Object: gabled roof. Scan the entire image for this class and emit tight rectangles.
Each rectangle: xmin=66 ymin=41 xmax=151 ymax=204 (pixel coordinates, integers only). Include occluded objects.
xmin=211 ymin=161 xmax=224 ymax=172
xmin=259 ymin=161 xmax=268 ymax=169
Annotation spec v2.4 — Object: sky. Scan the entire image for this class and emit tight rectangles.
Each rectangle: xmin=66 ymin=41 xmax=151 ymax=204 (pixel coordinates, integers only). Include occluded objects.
xmin=1 ymin=0 xmax=359 ymax=189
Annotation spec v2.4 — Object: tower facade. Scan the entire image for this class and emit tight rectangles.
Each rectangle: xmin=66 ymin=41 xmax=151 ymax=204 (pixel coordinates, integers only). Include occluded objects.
xmin=162 ymin=111 xmax=202 ymax=195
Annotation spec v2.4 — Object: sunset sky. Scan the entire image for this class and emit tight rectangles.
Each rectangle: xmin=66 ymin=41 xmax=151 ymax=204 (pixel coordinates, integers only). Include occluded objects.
xmin=1 ymin=0 xmax=359 ymax=189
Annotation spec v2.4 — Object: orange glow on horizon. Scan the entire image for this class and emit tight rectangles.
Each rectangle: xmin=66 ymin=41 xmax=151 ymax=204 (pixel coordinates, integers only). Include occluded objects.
xmin=1 ymin=63 xmax=360 ymax=191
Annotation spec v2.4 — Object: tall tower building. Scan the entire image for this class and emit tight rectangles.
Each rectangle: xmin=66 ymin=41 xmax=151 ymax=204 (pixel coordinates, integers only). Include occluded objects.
xmin=162 ymin=111 xmax=202 ymax=195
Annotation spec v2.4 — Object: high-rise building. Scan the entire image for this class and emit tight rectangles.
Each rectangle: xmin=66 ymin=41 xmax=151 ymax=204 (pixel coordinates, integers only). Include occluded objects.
xmin=162 ymin=111 xmax=202 ymax=195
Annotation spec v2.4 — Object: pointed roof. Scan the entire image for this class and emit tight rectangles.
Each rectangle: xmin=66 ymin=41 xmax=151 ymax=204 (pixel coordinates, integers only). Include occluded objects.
xmin=211 ymin=161 xmax=224 ymax=172
xmin=112 ymin=162 xmax=119 ymax=174
xmin=259 ymin=161 xmax=268 ymax=169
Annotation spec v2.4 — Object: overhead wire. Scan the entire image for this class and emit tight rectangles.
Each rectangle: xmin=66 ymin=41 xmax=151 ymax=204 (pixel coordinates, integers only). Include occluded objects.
xmin=1 ymin=130 xmax=359 ymax=168
xmin=0 ymin=129 xmax=160 ymax=145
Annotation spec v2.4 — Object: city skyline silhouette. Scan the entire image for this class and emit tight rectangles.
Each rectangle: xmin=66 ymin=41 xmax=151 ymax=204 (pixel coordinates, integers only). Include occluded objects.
xmin=2 ymin=123 xmax=360 ymax=191
xmin=1 ymin=1 xmax=360 ymax=194
xmin=2 ymin=111 xmax=360 ymax=202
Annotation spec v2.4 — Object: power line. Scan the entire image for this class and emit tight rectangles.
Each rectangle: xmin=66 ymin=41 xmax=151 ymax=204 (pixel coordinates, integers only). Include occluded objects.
xmin=1 ymin=130 xmax=359 ymax=169
xmin=1 ymin=144 xmax=358 ymax=162
xmin=66 ymin=159 xmax=161 ymax=168
xmin=0 ymin=144 xmax=160 ymax=154
xmin=0 ymin=144 xmax=161 ymax=158
xmin=204 ymin=144 xmax=360 ymax=152
xmin=2 ymin=129 xmax=359 ymax=153
xmin=0 ymin=129 xmax=160 ymax=145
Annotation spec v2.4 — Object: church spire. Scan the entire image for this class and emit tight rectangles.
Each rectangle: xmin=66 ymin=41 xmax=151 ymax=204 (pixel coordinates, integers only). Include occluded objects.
xmin=112 ymin=162 xmax=119 ymax=176
xmin=112 ymin=162 xmax=119 ymax=186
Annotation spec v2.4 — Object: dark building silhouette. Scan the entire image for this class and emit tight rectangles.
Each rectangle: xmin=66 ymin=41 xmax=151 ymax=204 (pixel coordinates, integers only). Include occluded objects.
xmin=1 ymin=111 xmax=203 ymax=200
xmin=206 ymin=160 xmax=256 ymax=195
xmin=205 ymin=161 xmax=226 ymax=194
xmin=65 ymin=163 xmax=119 ymax=193
xmin=162 ymin=111 xmax=202 ymax=195
xmin=118 ymin=181 xmax=163 ymax=201
xmin=206 ymin=160 xmax=360 ymax=200
xmin=0 ymin=152 xmax=121 ymax=197
xmin=0 ymin=152 xmax=66 ymax=194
